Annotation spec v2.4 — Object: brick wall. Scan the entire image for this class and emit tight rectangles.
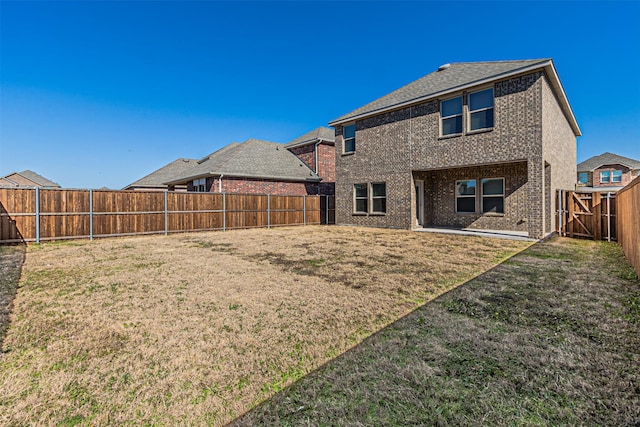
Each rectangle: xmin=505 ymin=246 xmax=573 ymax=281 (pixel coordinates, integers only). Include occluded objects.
xmin=541 ymin=74 xmax=578 ymax=234
xmin=417 ymin=162 xmax=529 ymax=232
xmin=288 ymin=141 xmax=336 ymax=182
xmin=334 ymin=71 xmax=577 ymax=239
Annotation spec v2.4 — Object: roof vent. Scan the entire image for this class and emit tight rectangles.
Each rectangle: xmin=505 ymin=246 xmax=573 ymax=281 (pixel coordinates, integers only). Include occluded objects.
xmin=437 ymin=63 xmax=451 ymax=71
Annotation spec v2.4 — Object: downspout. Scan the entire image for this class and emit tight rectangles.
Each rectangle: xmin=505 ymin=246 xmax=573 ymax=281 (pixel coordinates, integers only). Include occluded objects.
xmin=314 ymin=141 xmax=321 ymax=175
xmin=218 ymin=174 xmax=224 ymax=193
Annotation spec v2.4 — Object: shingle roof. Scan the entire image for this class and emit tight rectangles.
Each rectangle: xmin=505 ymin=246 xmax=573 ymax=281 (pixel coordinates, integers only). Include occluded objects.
xmin=285 ymin=127 xmax=335 ymax=148
xmin=329 ymin=59 xmax=580 ymax=136
xmin=577 ymin=152 xmax=640 ymax=172
xmin=0 ymin=170 xmax=60 ymax=187
xmin=123 ymin=158 xmax=199 ymax=189
xmin=167 ymin=139 xmax=321 ymax=184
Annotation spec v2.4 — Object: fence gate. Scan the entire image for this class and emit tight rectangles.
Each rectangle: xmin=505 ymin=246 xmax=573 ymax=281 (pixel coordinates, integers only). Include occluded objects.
xmin=557 ymin=190 xmax=616 ymax=241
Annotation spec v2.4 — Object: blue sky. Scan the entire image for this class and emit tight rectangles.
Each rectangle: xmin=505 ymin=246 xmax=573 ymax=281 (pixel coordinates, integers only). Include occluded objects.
xmin=1 ymin=1 xmax=639 ymax=189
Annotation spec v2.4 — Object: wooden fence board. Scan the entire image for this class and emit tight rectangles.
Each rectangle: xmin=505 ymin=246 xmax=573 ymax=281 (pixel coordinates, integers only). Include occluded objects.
xmin=0 ymin=188 xmax=334 ymax=243
xmin=616 ymin=177 xmax=640 ymax=277
xmin=557 ymin=190 xmax=617 ymax=241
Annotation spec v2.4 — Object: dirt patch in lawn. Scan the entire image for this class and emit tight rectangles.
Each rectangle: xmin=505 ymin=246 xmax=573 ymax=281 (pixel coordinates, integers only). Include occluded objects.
xmin=0 ymin=245 xmax=25 ymax=351
xmin=232 ymin=237 xmax=640 ymax=426
xmin=0 ymin=226 xmax=530 ymax=426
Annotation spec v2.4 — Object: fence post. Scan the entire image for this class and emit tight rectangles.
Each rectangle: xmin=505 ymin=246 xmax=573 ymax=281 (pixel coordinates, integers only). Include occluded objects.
xmin=223 ymin=193 xmax=226 ymax=232
xmin=607 ymin=192 xmax=612 ymax=242
xmin=325 ymin=195 xmax=329 ymax=225
xmin=557 ymin=190 xmax=563 ymax=236
xmin=164 ymin=191 xmax=168 ymax=236
xmin=89 ymin=189 xmax=93 ymax=240
xmin=267 ymin=194 xmax=271 ymax=229
xmin=35 ymin=187 xmax=40 ymax=243
xmin=303 ymin=195 xmax=306 ymax=225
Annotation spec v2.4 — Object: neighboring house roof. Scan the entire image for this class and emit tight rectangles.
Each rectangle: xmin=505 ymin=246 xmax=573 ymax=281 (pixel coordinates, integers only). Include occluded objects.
xmin=285 ymin=127 xmax=335 ymax=149
xmin=577 ymin=152 xmax=640 ymax=172
xmin=167 ymin=138 xmax=321 ymax=184
xmin=123 ymin=158 xmax=199 ymax=190
xmin=0 ymin=170 xmax=60 ymax=188
xmin=329 ymin=59 xmax=581 ymax=136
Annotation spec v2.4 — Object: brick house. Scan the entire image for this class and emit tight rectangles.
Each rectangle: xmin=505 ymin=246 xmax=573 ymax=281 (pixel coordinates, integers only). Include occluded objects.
xmin=0 ymin=170 xmax=60 ymax=188
xmin=576 ymin=152 xmax=640 ymax=192
xmin=164 ymin=128 xmax=335 ymax=195
xmin=329 ymin=59 xmax=581 ymax=239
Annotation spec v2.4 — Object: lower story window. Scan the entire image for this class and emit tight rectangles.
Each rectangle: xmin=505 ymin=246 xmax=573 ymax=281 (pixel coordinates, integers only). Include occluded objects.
xmin=371 ymin=183 xmax=386 ymax=213
xmin=455 ymin=179 xmax=476 ymax=213
xmin=481 ymin=178 xmax=504 ymax=213
xmin=354 ymin=182 xmax=386 ymax=214
xmin=193 ymin=178 xmax=206 ymax=192
xmin=354 ymin=183 xmax=368 ymax=213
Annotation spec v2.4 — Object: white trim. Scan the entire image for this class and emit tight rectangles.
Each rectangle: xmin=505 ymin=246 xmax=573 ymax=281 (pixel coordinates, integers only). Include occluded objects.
xmin=415 ymin=179 xmax=424 ymax=226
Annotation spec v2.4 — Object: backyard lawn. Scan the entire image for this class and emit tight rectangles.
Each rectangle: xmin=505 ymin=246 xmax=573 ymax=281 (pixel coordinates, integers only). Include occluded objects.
xmin=0 ymin=226 xmax=531 ymax=426
xmin=232 ymin=237 xmax=640 ymax=426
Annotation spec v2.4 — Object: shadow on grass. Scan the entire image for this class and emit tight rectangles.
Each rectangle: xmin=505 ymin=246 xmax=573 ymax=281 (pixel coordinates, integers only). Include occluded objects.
xmin=229 ymin=237 xmax=640 ymax=426
xmin=0 ymin=243 xmax=26 ymax=354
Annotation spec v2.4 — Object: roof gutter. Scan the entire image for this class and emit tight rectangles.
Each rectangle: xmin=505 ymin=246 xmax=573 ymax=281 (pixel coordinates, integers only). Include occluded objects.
xmin=285 ymin=137 xmax=334 ymax=150
xmin=328 ymin=60 xmax=581 ymax=137
xmin=164 ymin=172 xmax=321 ymax=186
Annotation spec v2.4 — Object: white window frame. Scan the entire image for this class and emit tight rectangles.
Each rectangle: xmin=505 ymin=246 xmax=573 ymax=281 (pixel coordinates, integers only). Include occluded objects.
xmin=193 ymin=178 xmax=206 ymax=192
xmin=612 ymin=170 xmax=622 ymax=183
xmin=481 ymin=177 xmax=505 ymax=214
xmin=468 ymin=88 xmax=494 ymax=132
xmin=440 ymin=96 xmax=463 ymax=137
xmin=370 ymin=182 xmax=387 ymax=214
xmin=455 ymin=179 xmax=477 ymax=213
xmin=353 ymin=183 xmax=368 ymax=213
xmin=600 ymin=171 xmax=611 ymax=183
xmin=343 ymin=124 xmax=356 ymax=154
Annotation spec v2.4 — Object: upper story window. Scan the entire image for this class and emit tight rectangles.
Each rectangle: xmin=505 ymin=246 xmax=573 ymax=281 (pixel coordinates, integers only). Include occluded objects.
xmin=455 ymin=179 xmax=476 ymax=213
xmin=578 ymin=172 xmax=588 ymax=184
xmin=600 ymin=171 xmax=611 ymax=183
xmin=612 ymin=170 xmax=623 ymax=183
xmin=441 ymin=97 xmax=463 ymax=136
xmin=193 ymin=178 xmax=206 ymax=192
xmin=468 ymin=88 xmax=494 ymax=131
xmin=343 ymin=124 xmax=356 ymax=153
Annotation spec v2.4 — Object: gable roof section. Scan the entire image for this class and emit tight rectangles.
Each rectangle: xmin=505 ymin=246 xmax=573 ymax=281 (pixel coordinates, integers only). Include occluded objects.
xmin=167 ymin=139 xmax=321 ymax=184
xmin=285 ymin=127 xmax=335 ymax=149
xmin=577 ymin=152 xmax=640 ymax=172
xmin=123 ymin=158 xmax=199 ymax=189
xmin=329 ymin=59 xmax=581 ymax=136
xmin=0 ymin=170 xmax=60 ymax=187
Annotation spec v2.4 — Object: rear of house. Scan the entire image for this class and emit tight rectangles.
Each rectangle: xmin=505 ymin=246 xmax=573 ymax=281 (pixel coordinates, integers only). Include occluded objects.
xmin=329 ymin=59 xmax=580 ymax=239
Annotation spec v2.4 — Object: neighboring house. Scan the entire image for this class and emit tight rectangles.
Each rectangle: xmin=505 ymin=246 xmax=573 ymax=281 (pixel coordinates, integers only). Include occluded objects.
xmin=0 ymin=170 xmax=61 ymax=188
xmin=576 ymin=152 xmax=640 ymax=192
xmin=166 ymin=129 xmax=335 ymax=196
xmin=123 ymin=158 xmax=199 ymax=191
xmin=329 ymin=59 xmax=580 ymax=239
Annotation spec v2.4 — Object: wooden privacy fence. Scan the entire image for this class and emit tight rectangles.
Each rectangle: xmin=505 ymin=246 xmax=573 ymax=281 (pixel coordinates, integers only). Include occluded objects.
xmin=616 ymin=177 xmax=640 ymax=277
xmin=0 ymin=188 xmax=335 ymax=244
xmin=556 ymin=190 xmax=617 ymax=241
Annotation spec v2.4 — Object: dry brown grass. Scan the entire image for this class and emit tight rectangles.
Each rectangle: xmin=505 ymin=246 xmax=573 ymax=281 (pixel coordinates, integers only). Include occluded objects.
xmin=0 ymin=226 xmax=530 ymax=426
